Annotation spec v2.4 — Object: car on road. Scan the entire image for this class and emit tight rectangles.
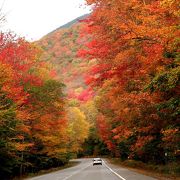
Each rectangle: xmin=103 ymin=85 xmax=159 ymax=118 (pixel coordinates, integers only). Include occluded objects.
xmin=93 ymin=158 xmax=102 ymax=165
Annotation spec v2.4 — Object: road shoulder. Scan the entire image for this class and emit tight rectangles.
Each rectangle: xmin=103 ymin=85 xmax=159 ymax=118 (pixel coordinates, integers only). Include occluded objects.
xmin=106 ymin=158 xmax=180 ymax=180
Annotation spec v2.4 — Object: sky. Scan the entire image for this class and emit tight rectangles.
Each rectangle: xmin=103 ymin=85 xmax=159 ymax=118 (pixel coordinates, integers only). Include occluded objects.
xmin=0 ymin=0 xmax=91 ymax=41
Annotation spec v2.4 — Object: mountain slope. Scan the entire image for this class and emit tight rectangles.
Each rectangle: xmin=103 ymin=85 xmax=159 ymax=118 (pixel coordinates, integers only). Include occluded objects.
xmin=37 ymin=15 xmax=94 ymax=101
xmin=49 ymin=14 xmax=89 ymax=34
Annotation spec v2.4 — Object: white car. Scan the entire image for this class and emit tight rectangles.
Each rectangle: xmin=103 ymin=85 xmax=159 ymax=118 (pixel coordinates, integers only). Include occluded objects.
xmin=93 ymin=158 xmax=102 ymax=165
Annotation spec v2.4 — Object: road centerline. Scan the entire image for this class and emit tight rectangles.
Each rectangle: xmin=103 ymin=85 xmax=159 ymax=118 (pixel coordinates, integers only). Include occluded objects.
xmin=61 ymin=163 xmax=91 ymax=180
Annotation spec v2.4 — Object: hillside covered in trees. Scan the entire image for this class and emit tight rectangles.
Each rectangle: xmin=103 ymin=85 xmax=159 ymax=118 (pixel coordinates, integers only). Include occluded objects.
xmin=38 ymin=15 xmax=94 ymax=101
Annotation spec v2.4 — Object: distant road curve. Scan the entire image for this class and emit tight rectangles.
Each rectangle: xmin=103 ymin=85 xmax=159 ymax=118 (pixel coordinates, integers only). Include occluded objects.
xmin=26 ymin=158 xmax=157 ymax=180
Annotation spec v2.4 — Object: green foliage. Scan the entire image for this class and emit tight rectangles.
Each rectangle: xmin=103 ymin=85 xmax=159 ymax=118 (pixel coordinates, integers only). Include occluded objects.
xmin=0 ymin=92 xmax=20 ymax=178
xmin=147 ymin=66 xmax=180 ymax=92
xmin=79 ymin=128 xmax=110 ymax=157
xmin=29 ymin=79 xmax=65 ymax=103
xmin=117 ymin=136 xmax=137 ymax=161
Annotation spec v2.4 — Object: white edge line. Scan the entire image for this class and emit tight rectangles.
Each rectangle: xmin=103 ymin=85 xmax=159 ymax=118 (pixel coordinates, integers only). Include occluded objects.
xmin=103 ymin=161 xmax=127 ymax=180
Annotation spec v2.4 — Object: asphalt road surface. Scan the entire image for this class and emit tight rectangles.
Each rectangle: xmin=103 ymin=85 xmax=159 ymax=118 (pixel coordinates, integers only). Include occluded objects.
xmin=27 ymin=158 xmax=157 ymax=180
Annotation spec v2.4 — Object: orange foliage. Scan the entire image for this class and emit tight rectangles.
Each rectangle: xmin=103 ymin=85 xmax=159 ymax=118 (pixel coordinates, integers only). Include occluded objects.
xmin=82 ymin=0 xmax=179 ymax=159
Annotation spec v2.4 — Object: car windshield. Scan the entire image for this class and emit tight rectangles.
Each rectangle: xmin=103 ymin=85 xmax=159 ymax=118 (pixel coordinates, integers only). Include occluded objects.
xmin=94 ymin=158 xmax=101 ymax=161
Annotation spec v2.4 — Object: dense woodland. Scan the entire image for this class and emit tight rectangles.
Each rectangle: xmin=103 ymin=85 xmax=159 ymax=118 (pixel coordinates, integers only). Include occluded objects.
xmin=0 ymin=0 xmax=179 ymax=179
xmin=78 ymin=0 xmax=179 ymax=163
xmin=79 ymin=0 xmax=179 ymax=165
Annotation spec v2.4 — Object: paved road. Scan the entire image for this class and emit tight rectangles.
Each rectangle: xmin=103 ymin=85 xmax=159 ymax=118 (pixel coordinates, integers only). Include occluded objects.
xmin=26 ymin=158 xmax=157 ymax=180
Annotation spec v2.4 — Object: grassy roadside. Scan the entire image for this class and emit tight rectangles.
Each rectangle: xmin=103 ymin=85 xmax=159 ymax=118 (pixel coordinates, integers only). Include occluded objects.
xmin=108 ymin=158 xmax=180 ymax=180
xmin=14 ymin=161 xmax=80 ymax=180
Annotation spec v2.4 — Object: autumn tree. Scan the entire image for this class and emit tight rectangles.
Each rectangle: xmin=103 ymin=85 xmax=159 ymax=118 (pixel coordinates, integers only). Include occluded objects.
xmin=0 ymin=32 xmax=68 ymax=179
xmin=81 ymin=0 xmax=180 ymax=163
xmin=67 ymin=107 xmax=89 ymax=156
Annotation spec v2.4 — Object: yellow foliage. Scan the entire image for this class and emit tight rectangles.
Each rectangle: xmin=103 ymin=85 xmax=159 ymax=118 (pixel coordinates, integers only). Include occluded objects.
xmin=67 ymin=107 xmax=90 ymax=152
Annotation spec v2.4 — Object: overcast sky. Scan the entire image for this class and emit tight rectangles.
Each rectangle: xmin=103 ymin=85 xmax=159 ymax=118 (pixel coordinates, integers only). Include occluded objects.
xmin=0 ymin=0 xmax=91 ymax=41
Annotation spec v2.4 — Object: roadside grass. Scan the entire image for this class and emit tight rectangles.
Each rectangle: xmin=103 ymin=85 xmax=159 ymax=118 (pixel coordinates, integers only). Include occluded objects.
xmin=108 ymin=158 xmax=180 ymax=180
xmin=14 ymin=161 xmax=80 ymax=180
